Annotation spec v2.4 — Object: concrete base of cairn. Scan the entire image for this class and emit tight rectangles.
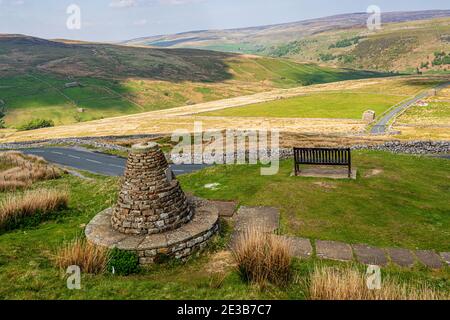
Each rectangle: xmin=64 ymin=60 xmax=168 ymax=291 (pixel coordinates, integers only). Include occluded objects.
xmin=86 ymin=197 xmax=219 ymax=264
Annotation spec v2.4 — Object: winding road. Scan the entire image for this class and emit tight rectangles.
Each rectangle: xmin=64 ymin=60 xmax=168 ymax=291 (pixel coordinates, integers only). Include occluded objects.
xmin=371 ymin=82 xmax=450 ymax=134
xmin=20 ymin=147 xmax=209 ymax=176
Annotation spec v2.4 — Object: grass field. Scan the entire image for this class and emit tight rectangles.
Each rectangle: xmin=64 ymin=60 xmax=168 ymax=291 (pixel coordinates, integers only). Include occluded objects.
xmin=200 ymin=92 xmax=405 ymax=119
xmin=394 ymin=86 xmax=450 ymax=140
xmin=0 ymin=151 xmax=448 ymax=299
xmin=0 ymin=34 xmax=391 ymax=128
xmin=0 ymin=74 xmax=141 ymax=126
xmin=0 ymin=66 xmax=386 ymax=127
xmin=179 ymin=151 xmax=450 ymax=251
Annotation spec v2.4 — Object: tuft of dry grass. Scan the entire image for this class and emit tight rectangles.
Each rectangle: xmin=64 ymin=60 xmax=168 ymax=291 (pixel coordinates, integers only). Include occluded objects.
xmin=232 ymin=226 xmax=292 ymax=287
xmin=0 ymin=188 xmax=69 ymax=229
xmin=309 ymin=266 xmax=449 ymax=300
xmin=0 ymin=152 xmax=63 ymax=191
xmin=0 ymin=180 xmax=28 ymax=192
xmin=54 ymin=238 xmax=109 ymax=274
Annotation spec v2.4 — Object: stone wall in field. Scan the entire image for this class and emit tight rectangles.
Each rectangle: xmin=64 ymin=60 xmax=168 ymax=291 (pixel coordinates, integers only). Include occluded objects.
xmin=352 ymin=141 xmax=450 ymax=155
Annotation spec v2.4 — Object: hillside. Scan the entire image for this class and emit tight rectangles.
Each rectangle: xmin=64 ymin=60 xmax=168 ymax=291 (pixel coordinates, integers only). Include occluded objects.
xmin=264 ymin=17 xmax=450 ymax=73
xmin=125 ymin=10 xmax=450 ymax=73
xmin=0 ymin=34 xmax=387 ymax=127
xmin=2 ymin=75 xmax=448 ymax=143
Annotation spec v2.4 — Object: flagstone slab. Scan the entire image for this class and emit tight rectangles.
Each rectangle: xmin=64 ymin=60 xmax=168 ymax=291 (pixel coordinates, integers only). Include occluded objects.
xmin=316 ymin=240 xmax=353 ymax=262
xmin=280 ymin=236 xmax=313 ymax=259
xmin=440 ymin=252 xmax=450 ymax=266
xmin=210 ymin=200 xmax=238 ymax=218
xmin=353 ymin=244 xmax=388 ymax=266
xmin=234 ymin=206 xmax=280 ymax=233
xmin=292 ymin=167 xmax=357 ymax=180
xmin=415 ymin=250 xmax=443 ymax=269
xmin=387 ymin=248 xmax=416 ymax=267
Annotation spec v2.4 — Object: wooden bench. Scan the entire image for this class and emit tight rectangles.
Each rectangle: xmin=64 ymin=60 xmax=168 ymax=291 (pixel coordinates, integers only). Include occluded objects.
xmin=294 ymin=148 xmax=352 ymax=178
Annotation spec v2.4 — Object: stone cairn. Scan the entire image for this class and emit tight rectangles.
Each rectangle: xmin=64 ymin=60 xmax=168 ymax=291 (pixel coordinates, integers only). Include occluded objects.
xmin=111 ymin=142 xmax=192 ymax=235
xmin=86 ymin=142 xmax=219 ymax=264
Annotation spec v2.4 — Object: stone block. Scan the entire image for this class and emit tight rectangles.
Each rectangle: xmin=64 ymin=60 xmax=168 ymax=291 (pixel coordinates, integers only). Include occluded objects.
xmin=280 ymin=236 xmax=313 ymax=259
xmin=362 ymin=110 xmax=376 ymax=123
xmin=234 ymin=206 xmax=280 ymax=234
xmin=440 ymin=252 xmax=450 ymax=266
xmin=415 ymin=250 xmax=443 ymax=269
xmin=353 ymin=244 xmax=387 ymax=266
xmin=316 ymin=240 xmax=353 ymax=262
xmin=387 ymin=248 xmax=415 ymax=267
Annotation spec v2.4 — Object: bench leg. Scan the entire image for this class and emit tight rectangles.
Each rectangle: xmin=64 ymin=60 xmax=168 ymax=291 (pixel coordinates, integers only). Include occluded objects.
xmin=348 ymin=165 xmax=352 ymax=178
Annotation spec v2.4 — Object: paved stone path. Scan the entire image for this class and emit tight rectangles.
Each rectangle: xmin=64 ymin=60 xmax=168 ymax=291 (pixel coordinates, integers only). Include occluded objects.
xmin=316 ymin=240 xmax=353 ymax=262
xmin=210 ymin=200 xmax=238 ymax=218
xmin=233 ymin=206 xmax=280 ymax=233
xmin=353 ymin=244 xmax=388 ymax=266
xmin=387 ymin=248 xmax=415 ymax=268
xmin=281 ymin=236 xmax=313 ymax=259
xmin=227 ymin=206 xmax=449 ymax=270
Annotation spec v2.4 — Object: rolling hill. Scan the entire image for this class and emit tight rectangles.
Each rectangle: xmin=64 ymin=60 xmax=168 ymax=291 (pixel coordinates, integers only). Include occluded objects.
xmin=0 ymin=34 xmax=387 ymax=127
xmin=125 ymin=10 xmax=450 ymax=73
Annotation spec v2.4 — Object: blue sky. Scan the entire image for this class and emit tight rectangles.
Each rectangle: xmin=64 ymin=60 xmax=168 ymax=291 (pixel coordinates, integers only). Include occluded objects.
xmin=0 ymin=0 xmax=449 ymax=41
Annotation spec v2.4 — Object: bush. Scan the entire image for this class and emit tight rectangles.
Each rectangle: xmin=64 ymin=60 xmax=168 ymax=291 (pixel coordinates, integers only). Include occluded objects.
xmin=54 ymin=238 xmax=109 ymax=274
xmin=232 ymin=226 xmax=292 ymax=287
xmin=18 ymin=118 xmax=54 ymax=131
xmin=309 ymin=266 xmax=449 ymax=300
xmin=108 ymin=248 xmax=140 ymax=276
xmin=329 ymin=37 xmax=362 ymax=49
xmin=0 ymin=188 xmax=69 ymax=230
xmin=339 ymin=55 xmax=356 ymax=64
xmin=432 ymin=51 xmax=450 ymax=66
xmin=319 ymin=53 xmax=336 ymax=62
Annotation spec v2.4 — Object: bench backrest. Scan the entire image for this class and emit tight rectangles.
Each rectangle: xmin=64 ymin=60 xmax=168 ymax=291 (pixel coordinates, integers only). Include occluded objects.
xmin=294 ymin=148 xmax=351 ymax=165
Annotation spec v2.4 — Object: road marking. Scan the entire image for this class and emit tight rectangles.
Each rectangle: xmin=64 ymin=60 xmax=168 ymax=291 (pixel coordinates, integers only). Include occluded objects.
xmin=172 ymin=169 xmax=184 ymax=173
xmin=51 ymin=151 xmax=64 ymax=155
xmin=85 ymin=158 xmax=102 ymax=164
xmin=108 ymin=164 xmax=124 ymax=168
xmin=68 ymin=155 xmax=81 ymax=159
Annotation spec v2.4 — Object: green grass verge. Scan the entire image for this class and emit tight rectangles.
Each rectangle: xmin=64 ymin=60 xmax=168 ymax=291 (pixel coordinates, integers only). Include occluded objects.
xmin=0 ymin=151 xmax=448 ymax=299
xmin=179 ymin=151 xmax=450 ymax=251
xmin=201 ymin=92 xmax=405 ymax=119
xmin=397 ymin=102 xmax=450 ymax=125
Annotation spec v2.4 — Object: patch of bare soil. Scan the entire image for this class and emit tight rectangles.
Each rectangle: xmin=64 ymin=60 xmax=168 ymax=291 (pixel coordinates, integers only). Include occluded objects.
xmin=312 ymin=181 xmax=338 ymax=189
xmin=364 ymin=168 xmax=384 ymax=178
xmin=205 ymin=250 xmax=236 ymax=274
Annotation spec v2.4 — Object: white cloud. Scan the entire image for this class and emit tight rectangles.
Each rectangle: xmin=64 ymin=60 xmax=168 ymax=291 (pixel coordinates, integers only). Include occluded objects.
xmin=109 ymin=0 xmax=137 ymax=8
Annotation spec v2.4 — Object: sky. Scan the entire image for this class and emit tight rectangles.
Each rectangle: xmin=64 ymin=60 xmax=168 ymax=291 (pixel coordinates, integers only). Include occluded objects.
xmin=0 ymin=0 xmax=449 ymax=42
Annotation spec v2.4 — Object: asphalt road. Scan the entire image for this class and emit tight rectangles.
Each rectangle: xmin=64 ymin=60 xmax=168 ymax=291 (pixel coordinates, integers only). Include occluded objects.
xmin=371 ymin=82 xmax=450 ymax=134
xmin=20 ymin=147 xmax=209 ymax=176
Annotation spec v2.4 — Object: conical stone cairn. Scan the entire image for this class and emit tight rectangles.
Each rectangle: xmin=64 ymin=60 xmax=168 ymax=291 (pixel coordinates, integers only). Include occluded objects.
xmin=111 ymin=142 xmax=193 ymax=235
xmin=86 ymin=141 xmax=219 ymax=264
